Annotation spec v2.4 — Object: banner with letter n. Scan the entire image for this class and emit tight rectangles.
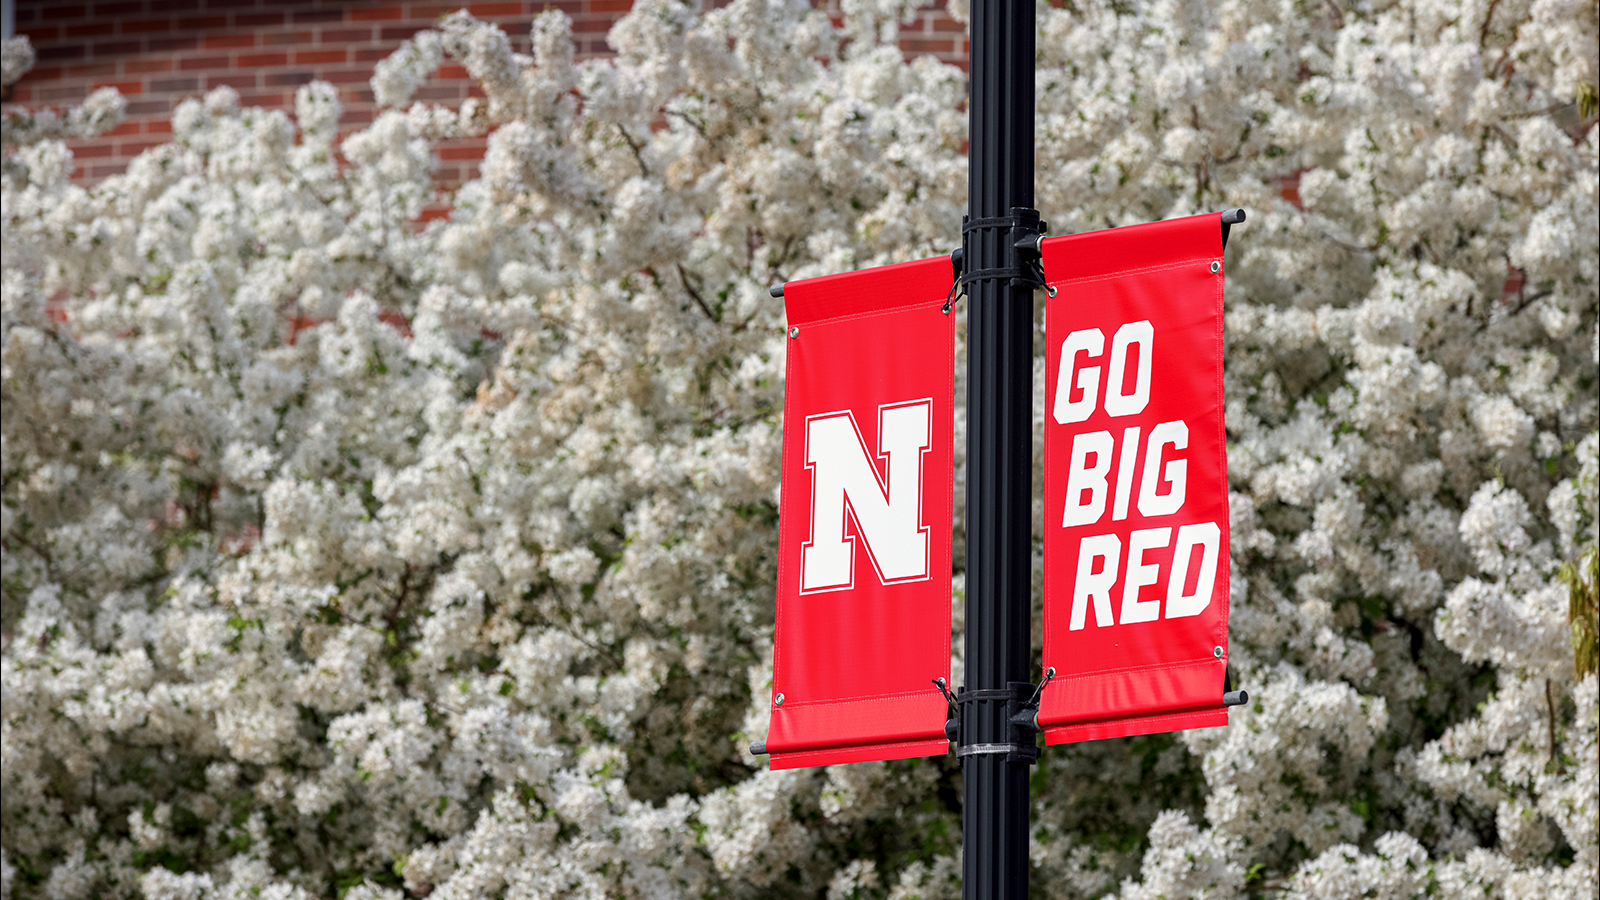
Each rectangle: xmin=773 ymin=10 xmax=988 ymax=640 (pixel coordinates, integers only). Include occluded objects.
xmin=765 ymin=256 xmax=955 ymax=770
xmin=1038 ymin=212 xmax=1231 ymax=745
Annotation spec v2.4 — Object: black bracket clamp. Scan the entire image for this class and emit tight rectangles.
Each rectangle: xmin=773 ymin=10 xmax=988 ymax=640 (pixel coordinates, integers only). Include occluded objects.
xmin=938 ymin=669 xmax=1055 ymax=765
xmin=944 ymin=207 xmax=1054 ymax=313
xmin=1007 ymin=666 xmax=1055 ymax=734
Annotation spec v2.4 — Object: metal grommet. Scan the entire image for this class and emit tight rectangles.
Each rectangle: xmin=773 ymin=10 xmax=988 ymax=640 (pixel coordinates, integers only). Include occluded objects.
xmin=788 ymin=326 xmax=799 ymax=339
xmin=1213 ymin=646 xmax=1225 ymax=659
xmin=1210 ymin=260 xmax=1221 ymax=274
xmin=774 ymin=693 xmax=785 ymax=706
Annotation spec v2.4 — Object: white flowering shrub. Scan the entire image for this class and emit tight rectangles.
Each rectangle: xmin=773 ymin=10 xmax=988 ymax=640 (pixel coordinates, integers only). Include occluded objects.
xmin=1 ymin=0 xmax=1594 ymax=898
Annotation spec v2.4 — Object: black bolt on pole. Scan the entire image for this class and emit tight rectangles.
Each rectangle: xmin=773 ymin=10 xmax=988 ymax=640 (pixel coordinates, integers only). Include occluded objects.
xmin=961 ymin=1 xmax=1037 ymax=899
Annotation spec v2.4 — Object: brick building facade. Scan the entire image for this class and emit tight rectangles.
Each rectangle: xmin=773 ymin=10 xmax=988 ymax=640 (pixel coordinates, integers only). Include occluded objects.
xmin=4 ymin=0 xmax=970 ymax=184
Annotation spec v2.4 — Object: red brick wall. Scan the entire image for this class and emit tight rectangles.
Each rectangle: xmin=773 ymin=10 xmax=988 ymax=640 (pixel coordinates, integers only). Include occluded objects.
xmin=5 ymin=1 xmax=971 ymax=184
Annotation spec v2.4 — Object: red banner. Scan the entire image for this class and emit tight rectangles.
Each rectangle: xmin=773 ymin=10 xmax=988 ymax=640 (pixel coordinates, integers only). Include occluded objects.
xmin=766 ymin=257 xmax=954 ymax=770
xmin=1038 ymin=213 xmax=1231 ymax=745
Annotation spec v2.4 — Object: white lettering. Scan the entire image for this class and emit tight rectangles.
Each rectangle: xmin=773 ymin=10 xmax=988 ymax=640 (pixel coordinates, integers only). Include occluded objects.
xmin=1053 ymin=328 xmax=1105 ymax=425
xmin=1112 ymin=425 xmax=1140 ymax=521
xmin=1119 ymin=527 xmax=1170 ymax=624
xmin=1062 ymin=430 xmax=1113 ymax=527
xmin=1070 ymin=533 xmax=1121 ymax=630
xmin=1165 ymin=521 xmax=1221 ymax=618
xmin=1104 ymin=320 xmax=1153 ymax=417
xmin=800 ymin=400 xmax=932 ymax=593
xmin=1137 ymin=420 xmax=1188 ymax=518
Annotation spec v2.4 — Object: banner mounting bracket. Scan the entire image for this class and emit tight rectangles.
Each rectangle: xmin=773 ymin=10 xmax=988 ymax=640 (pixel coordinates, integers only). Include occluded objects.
xmin=1221 ymin=208 xmax=1247 ymax=250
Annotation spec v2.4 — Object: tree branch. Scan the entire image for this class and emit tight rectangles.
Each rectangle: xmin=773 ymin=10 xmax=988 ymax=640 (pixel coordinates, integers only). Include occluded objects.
xmin=675 ymin=263 xmax=720 ymax=323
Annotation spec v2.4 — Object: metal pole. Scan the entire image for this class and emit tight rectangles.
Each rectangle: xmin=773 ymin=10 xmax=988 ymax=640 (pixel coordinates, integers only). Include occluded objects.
xmin=961 ymin=1 xmax=1036 ymax=898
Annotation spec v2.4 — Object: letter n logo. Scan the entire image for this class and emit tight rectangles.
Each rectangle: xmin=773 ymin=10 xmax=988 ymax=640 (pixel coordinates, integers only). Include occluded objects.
xmin=800 ymin=399 xmax=933 ymax=593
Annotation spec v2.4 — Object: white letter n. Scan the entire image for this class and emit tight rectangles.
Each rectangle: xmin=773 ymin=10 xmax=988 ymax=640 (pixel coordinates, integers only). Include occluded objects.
xmin=800 ymin=400 xmax=932 ymax=593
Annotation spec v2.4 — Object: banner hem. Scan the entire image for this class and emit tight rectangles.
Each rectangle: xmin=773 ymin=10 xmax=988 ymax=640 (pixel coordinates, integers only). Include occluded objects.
xmin=1043 ymin=709 xmax=1228 ymax=745
xmin=769 ymin=738 xmax=949 ymax=770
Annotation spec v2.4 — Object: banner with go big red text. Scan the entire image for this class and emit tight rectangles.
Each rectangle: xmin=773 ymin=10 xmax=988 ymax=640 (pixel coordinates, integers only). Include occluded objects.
xmin=765 ymin=257 xmax=954 ymax=770
xmin=1039 ymin=213 xmax=1231 ymax=745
